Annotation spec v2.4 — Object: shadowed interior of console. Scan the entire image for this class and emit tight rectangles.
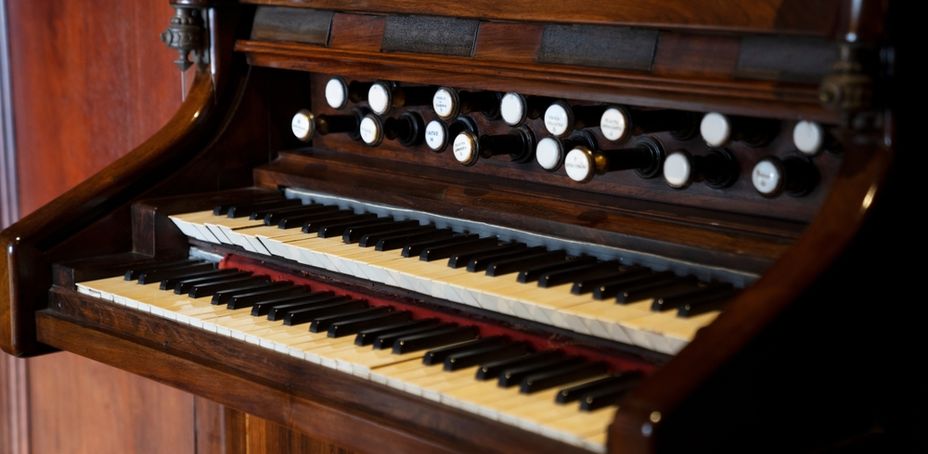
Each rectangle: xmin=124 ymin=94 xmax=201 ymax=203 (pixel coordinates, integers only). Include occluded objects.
xmin=0 ymin=0 xmax=904 ymax=453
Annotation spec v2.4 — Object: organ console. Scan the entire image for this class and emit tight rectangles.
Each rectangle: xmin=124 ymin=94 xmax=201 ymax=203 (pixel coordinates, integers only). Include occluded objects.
xmin=0 ymin=0 xmax=914 ymax=453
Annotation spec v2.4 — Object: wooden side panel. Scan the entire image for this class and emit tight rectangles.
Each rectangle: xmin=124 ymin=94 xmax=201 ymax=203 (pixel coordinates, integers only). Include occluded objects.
xmin=27 ymin=352 xmax=195 ymax=453
xmin=3 ymin=1 xmax=196 ymax=453
xmin=2 ymin=2 xmax=356 ymax=453
xmin=7 ymin=0 xmax=184 ymax=212
xmin=245 ymin=416 xmax=351 ymax=454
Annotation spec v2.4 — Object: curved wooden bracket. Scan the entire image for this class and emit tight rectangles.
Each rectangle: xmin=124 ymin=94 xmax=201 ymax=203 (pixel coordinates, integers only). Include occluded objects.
xmin=0 ymin=1 xmax=252 ymax=356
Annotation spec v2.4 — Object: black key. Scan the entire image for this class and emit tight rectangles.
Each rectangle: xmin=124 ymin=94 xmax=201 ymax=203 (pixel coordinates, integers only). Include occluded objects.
xmin=580 ymin=382 xmax=638 ymax=411
xmin=556 ymin=372 xmax=644 ymax=404
xmin=677 ymin=289 xmax=736 ymax=317
xmin=251 ymin=292 xmax=336 ymax=317
xmin=356 ymin=319 xmax=441 ymax=346
xmin=593 ymin=271 xmax=675 ymax=300
xmin=476 ymin=351 xmax=563 ymax=380
xmin=159 ymin=268 xmax=238 ymax=290
xmin=651 ymin=283 xmax=733 ymax=312
xmin=571 ymin=267 xmax=650 ymax=295
xmin=449 ymin=244 xmax=525 ymax=269
xmin=319 ymin=217 xmax=387 ymax=238
xmin=228 ymin=285 xmax=309 ymax=310
xmin=248 ymin=200 xmax=303 ymax=219
xmin=445 ymin=343 xmax=532 ymax=371
xmin=420 ymin=237 xmax=500 ymax=262
xmin=283 ymin=300 xmax=366 ymax=325
xmin=616 ymin=278 xmax=697 ymax=304
xmin=538 ymin=262 xmax=620 ymax=288
xmin=170 ymin=270 xmax=251 ymax=293
xmin=228 ymin=199 xmax=296 ymax=218
xmin=211 ymin=281 xmax=292 ymax=306
xmin=467 ymin=246 xmax=547 ymax=272
xmin=137 ymin=262 xmax=215 ymax=285
xmin=264 ymin=204 xmax=334 ymax=225
xmin=422 ymin=337 xmax=507 ymax=366
xmin=277 ymin=208 xmax=343 ymax=229
xmin=359 ymin=225 xmax=433 ymax=248
xmin=402 ymin=234 xmax=479 ymax=258
xmin=310 ymin=307 xmax=390 ymax=333
xmin=213 ymin=202 xmax=239 ymax=215
xmin=343 ymin=220 xmax=420 ymax=244
xmin=375 ymin=229 xmax=453 ymax=251
xmin=124 ymin=259 xmax=196 ymax=280
xmin=520 ymin=362 xmax=609 ymax=394
xmin=267 ymin=294 xmax=354 ymax=323
xmin=517 ymin=256 xmax=597 ymax=284
xmin=373 ymin=322 xmax=451 ymax=350
xmin=189 ymin=276 xmax=269 ymax=298
xmin=393 ymin=326 xmax=480 ymax=354
xmin=485 ymin=251 xmax=566 ymax=277
xmin=498 ymin=357 xmax=583 ymax=388
xmin=213 ymin=195 xmax=281 ymax=215
xmin=328 ymin=311 xmax=412 ymax=338
xmin=302 ymin=212 xmax=371 ymax=234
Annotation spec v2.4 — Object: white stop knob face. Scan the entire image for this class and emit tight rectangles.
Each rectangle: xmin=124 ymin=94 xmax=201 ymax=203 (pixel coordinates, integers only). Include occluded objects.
xmin=359 ymin=115 xmax=382 ymax=146
xmin=324 ymin=77 xmax=348 ymax=110
xmin=544 ymin=103 xmax=571 ymax=137
xmin=600 ymin=107 xmax=629 ymax=142
xmin=752 ymin=158 xmax=782 ymax=196
xmin=700 ymin=112 xmax=731 ymax=147
xmin=535 ymin=137 xmax=563 ymax=171
xmin=425 ymin=120 xmax=447 ymax=151
xmin=452 ymin=131 xmax=478 ymax=165
xmin=793 ymin=120 xmax=824 ymax=155
xmin=432 ymin=87 xmax=457 ymax=120
xmin=564 ymin=147 xmax=594 ymax=182
xmin=368 ymin=83 xmax=391 ymax=115
xmin=500 ymin=92 xmax=526 ymax=126
xmin=663 ymin=151 xmax=692 ymax=188
xmin=291 ymin=110 xmax=314 ymax=142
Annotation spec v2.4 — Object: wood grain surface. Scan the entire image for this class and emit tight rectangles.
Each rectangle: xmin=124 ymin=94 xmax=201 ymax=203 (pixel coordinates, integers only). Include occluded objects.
xmin=2 ymin=0 xmax=198 ymax=452
xmin=1 ymin=0 xmax=353 ymax=451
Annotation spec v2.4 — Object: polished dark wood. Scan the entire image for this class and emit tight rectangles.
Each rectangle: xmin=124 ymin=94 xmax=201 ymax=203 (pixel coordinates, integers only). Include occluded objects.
xmin=254 ymin=149 xmax=794 ymax=272
xmin=244 ymin=416 xmax=350 ymax=454
xmin=40 ymin=290 xmax=586 ymax=454
xmin=196 ymin=397 xmax=248 ymax=453
xmin=238 ymin=40 xmax=831 ymax=122
xmin=0 ymin=0 xmax=904 ymax=453
xmin=240 ymin=0 xmax=841 ymax=35
xmin=28 ymin=352 xmax=196 ymax=453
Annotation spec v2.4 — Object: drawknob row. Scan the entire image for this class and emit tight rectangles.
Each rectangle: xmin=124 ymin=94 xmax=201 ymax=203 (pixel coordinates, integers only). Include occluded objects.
xmin=291 ymin=108 xmax=817 ymax=197
xmin=324 ymin=77 xmax=834 ymax=156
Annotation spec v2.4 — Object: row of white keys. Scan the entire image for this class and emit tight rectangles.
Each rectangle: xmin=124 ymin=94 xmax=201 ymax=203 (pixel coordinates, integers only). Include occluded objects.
xmin=170 ymin=211 xmax=719 ymax=355
xmin=77 ymin=274 xmax=613 ymax=452
xmin=79 ymin=275 xmax=457 ymax=377
xmin=372 ymin=358 xmax=613 ymax=452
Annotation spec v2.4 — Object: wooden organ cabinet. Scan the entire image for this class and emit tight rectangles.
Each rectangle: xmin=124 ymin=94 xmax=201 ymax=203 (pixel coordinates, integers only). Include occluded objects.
xmin=1 ymin=0 xmax=915 ymax=452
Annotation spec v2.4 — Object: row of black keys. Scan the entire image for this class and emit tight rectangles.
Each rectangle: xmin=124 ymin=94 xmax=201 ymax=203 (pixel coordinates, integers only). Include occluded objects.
xmin=124 ymin=259 xmax=642 ymax=411
xmin=211 ymin=197 xmax=736 ymax=317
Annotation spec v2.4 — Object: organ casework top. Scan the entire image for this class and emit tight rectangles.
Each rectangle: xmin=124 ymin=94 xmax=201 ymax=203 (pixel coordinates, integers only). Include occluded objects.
xmin=0 ymin=1 xmax=906 ymax=454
